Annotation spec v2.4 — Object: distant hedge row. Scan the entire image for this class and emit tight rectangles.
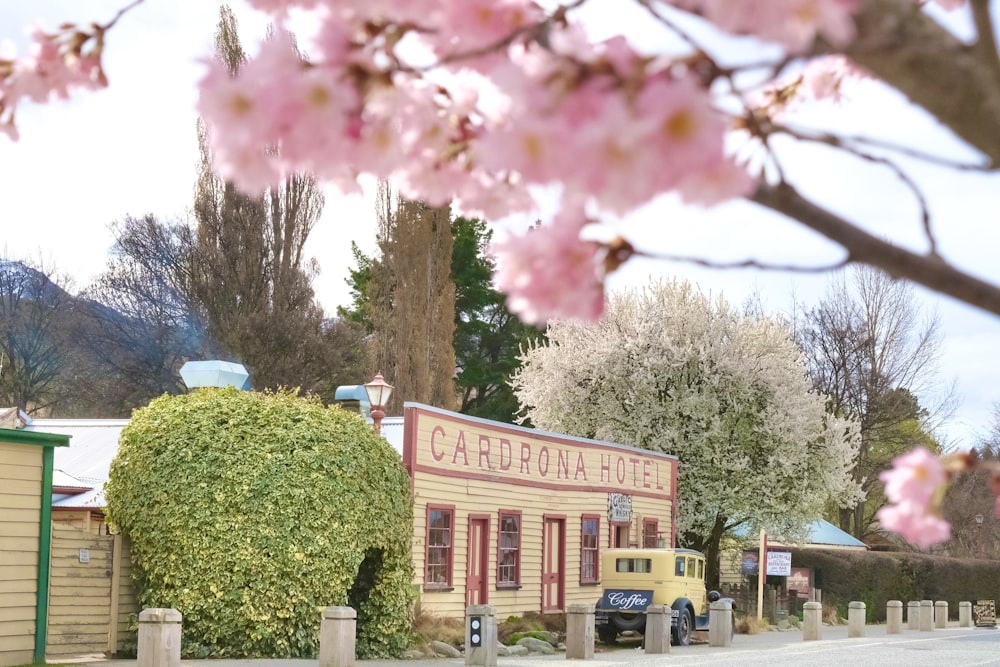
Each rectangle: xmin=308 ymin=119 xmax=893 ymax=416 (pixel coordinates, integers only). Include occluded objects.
xmin=789 ymin=548 xmax=1000 ymax=622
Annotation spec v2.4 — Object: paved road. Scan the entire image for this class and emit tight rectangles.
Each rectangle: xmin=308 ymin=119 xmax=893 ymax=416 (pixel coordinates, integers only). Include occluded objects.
xmin=91 ymin=625 xmax=1000 ymax=667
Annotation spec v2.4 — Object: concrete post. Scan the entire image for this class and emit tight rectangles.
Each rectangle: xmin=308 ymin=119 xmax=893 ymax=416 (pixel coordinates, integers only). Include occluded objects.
xmin=959 ymin=601 xmax=973 ymax=628
xmin=907 ymin=601 xmax=920 ymax=630
xmin=935 ymin=601 xmax=948 ymax=629
xmin=320 ymin=606 xmax=357 ymax=667
xmin=803 ymin=601 xmax=822 ymax=641
xmin=847 ymin=601 xmax=866 ymax=638
xmin=709 ymin=600 xmax=733 ymax=647
xmin=465 ymin=605 xmax=497 ymax=667
xmin=138 ymin=608 xmax=182 ymax=667
xmin=919 ymin=600 xmax=933 ymax=631
xmin=644 ymin=605 xmax=671 ymax=654
xmin=886 ymin=600 xmax=903 ymax=635
xmin=565 ymin=604 xmax=594 ymax=660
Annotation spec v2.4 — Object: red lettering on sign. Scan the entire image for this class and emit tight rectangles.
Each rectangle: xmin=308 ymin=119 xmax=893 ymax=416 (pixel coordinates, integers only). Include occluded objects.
xmin=430 ymin=425 xmax=446 ymax=462
xmin=452 ymin=430 xmax=469 ymax=466
xmin=519 ymin=442 xmax=532 ymax=474
xmin=575 ymin=453 xmax=588 ymax=480
xmin=499 ymin=439 xmax=512 ymax=471
xmin=600 ymin=454 xmax=611 ymax=483
xmin=556 ymin=449 xmax=569 ymax=479
xmin=643 ymin=460 xmax=652 ymax=488
xmin=655 ymin=462 xmax=664 ymax=490
xmin=478 ymin=435 xmax=492 ymax=470
xmin=616 ymin=457 xmax=626 ymax=484
xmin=538 ymin=446 xmax=550 ymax=477
xmin=630 ymin=458 xmax=640 ymax=485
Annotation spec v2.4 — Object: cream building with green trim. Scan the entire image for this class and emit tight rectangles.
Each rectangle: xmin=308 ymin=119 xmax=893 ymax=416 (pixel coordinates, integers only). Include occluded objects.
xmin=0 ymin=427 xmax=68 ymax=667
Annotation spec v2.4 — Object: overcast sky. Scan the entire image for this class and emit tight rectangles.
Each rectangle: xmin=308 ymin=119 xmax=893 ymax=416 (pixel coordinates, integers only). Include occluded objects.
xmin=2 ymin=1 xmax=999 ymax=447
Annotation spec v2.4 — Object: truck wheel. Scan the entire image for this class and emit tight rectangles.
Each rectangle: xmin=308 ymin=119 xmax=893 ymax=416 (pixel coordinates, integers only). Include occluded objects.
xmin=598 ymin=627 xmax=618 ymax=645
xmin=612 ymin=611 xmax=646 ymax=632
xmin=672 ymin=608 xmax=693 ymax=646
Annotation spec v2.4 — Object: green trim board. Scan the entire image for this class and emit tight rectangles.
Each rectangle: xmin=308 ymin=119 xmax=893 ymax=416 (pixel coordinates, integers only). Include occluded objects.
xmin=0 ymin=427 xmax=70 ymax=448
xmin=0 ymin=427 xmax=70 ymax=663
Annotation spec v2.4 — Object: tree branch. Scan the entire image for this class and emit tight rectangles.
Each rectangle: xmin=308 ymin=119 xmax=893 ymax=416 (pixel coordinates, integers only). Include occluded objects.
xmin=834 ymin=0 xmax=1000 ymax=165
xmin=750 ymin=181 xmax=1000 ymax=317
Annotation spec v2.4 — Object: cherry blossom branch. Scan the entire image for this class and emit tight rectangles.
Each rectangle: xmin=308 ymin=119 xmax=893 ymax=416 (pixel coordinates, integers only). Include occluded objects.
xmin=772 ymin=124 xmax=994 ymax=172
xmin=103 ymin=0 xmax=147 ymax=31
xmin=837 ymin=0 xmax=1000 ymax=165
xmin=622 ymin=245 xmax=848 ymax=273
xmin=970 ymin=0 xmax=1000 ymax=81
xmin=750 ymin=180 xmax=1000 ymax=318
xmin=768 ymin=123 xmax=939 ymax=257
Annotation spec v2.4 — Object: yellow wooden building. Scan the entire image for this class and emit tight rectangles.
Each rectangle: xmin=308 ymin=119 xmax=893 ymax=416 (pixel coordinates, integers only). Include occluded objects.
xmin=401 ymin=403 xmax=678 ymax=618
xmin=0 ymin=427 xmax=69 ymax=667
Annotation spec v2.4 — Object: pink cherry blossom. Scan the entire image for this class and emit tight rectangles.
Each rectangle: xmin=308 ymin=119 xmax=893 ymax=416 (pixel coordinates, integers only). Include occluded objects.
xmin=880 ymin=446 xmax=947 ymax=506
xmin=491 ymin=208 xmax=605 ymax=324
xmin=876 ymin=502 xmax=951 ymax=548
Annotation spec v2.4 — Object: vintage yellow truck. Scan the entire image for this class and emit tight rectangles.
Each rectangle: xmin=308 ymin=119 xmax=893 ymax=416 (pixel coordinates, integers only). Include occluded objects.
xmin=594 ymin=547 xmax=731 ymax=645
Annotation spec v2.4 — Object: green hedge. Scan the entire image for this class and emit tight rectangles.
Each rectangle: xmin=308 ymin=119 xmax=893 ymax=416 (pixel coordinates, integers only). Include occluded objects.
xmin=105 ymin=388 xmax=414 ymax=658
xmin=789 ymin=548 xmax=1000 ymax=622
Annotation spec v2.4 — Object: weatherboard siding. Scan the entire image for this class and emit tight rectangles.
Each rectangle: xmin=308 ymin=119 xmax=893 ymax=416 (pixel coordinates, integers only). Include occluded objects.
xmin=0 ymin=441 xmax=42 ymax=667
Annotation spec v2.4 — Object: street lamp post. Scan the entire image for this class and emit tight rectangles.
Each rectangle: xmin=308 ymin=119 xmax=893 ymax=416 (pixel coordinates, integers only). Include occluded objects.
xmin=364 ymin=372 xmax=394 ymax=435
xmin=975 ymin=513 xmax=985 ymax=559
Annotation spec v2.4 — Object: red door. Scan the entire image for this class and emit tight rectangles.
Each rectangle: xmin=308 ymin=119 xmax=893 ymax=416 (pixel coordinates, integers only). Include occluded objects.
xmin=466 ymin=516 xmax=490 ymax=606
xmin=542 ymin=515 xmax=565 ymax=612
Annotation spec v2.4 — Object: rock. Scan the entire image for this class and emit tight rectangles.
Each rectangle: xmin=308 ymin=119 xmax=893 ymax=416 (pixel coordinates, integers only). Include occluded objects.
xmin=539 ymin=631 xmax=561 ymax=645
xmin=516 ymin=637 xmax=556 ymax=654
xmin=496 ymin=643 xmax=509 ymax=657
xmin=556 ymin=643 xmax=566 ymax=651
xmin=402 ymin=649 xmax=425 ymax=660
xmin=429 ymin=640 xmax=462 ymax=658
xmin=507 ymin=645 xmax=529 ymax=656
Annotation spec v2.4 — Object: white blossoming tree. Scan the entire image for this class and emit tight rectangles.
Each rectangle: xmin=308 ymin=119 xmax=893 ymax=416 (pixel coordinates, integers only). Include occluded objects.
xmin=514 ymin=279 xmax=862 ymax=585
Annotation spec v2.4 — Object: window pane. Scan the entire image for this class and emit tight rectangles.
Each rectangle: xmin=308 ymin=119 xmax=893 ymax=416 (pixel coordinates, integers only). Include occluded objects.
xmin=676 ymin=557 xmax=685 ymax=576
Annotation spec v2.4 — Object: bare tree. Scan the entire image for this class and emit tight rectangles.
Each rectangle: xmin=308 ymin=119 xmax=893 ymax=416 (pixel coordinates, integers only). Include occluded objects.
xmin=0 ymin=256 xmax=72 ymax=413
xmin=83 ymin=214 xmax=220 ymax=410
xmin=798 ymin=265 xmax=955 ymax=539
xmin=190 ymin=5 xmax=331 ymax=390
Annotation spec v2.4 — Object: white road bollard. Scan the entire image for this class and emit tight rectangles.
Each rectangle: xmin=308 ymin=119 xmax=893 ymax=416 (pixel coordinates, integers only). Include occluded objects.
xmin=138 ymin=608 xmax=182 ymax=667
xmin=847 ymin=601 xmax=866 ymax=638
xmin=886 ymin=600 xmax=903 ymax=634
xmin=907 ymin=601 xmax=920 ymax=630
xmin=920 ymin=600 xmax=934 ymax=631
xmin=319 ymin=606 xmax=357 ymax=667
xmin=960 ymin=601 xmax=973 ymax=628
xmin=565 ymin=604 xmax=594 ymax=660
xmin=709 ymin=600 xmax=733 ymax=647
xmin=935 ymin=601 xmax=949 ymax=629
xmin=803 ymin=601 xmax=822 ymax=641
xmin=466 ymin=605 xmax=497 ymax=667
xmin=644 ymin=605 xmax=671 ymax=654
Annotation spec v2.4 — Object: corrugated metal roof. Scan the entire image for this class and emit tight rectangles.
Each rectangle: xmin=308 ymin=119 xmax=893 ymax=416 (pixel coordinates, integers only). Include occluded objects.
xmin=25 ymin=419 xmax=128 ymax=485
xmin=807 ymin=520 xmax=867 ymax=548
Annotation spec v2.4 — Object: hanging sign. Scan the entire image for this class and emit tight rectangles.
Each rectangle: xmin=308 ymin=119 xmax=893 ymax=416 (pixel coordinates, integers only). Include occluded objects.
xmin=973 ymin=600 xmax=996 ymax=627
xmin=608 ymin=493 xmax=633 ymax=522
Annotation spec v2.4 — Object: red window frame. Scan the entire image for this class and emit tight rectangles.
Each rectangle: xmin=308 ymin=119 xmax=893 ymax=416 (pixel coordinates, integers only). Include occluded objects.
xmin=643 ymin=518 xmax=659 ymax=548
xmin=425 ymin=504 xmax=455 ymax=589
xmin=496 ymin=509 xmax=522 ymax=587
xmin=580 ymin=514 xmax=601 ymax=584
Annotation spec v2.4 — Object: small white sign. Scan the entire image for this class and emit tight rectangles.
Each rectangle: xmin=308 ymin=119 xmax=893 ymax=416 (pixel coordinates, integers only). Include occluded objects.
xmin=79 ymin=548 xmax=90 ymax=564
xmin=608 ymin=493 xmax=633 ymax=522
xmin=766 ymin=551 xmax=792 ymax=576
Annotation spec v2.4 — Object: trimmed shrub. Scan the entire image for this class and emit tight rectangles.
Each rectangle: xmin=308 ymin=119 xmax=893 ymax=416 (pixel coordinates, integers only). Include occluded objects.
xmin=105 ymin=388 xmax=413 ymax=659
xmin=789 ymin=548 xmax=1000 ymax=622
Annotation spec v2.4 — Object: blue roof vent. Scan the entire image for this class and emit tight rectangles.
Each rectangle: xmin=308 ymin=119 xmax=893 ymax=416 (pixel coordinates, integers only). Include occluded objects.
xmin=180 ymin=360 xmax=250 ymax=390
xmin=334 ymin=385 xmax=371 ymax=419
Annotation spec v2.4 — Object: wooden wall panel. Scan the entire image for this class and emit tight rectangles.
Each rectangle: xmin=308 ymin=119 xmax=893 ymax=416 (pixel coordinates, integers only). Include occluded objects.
xmin=0 ymin=443 xmax=41 ymax=667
